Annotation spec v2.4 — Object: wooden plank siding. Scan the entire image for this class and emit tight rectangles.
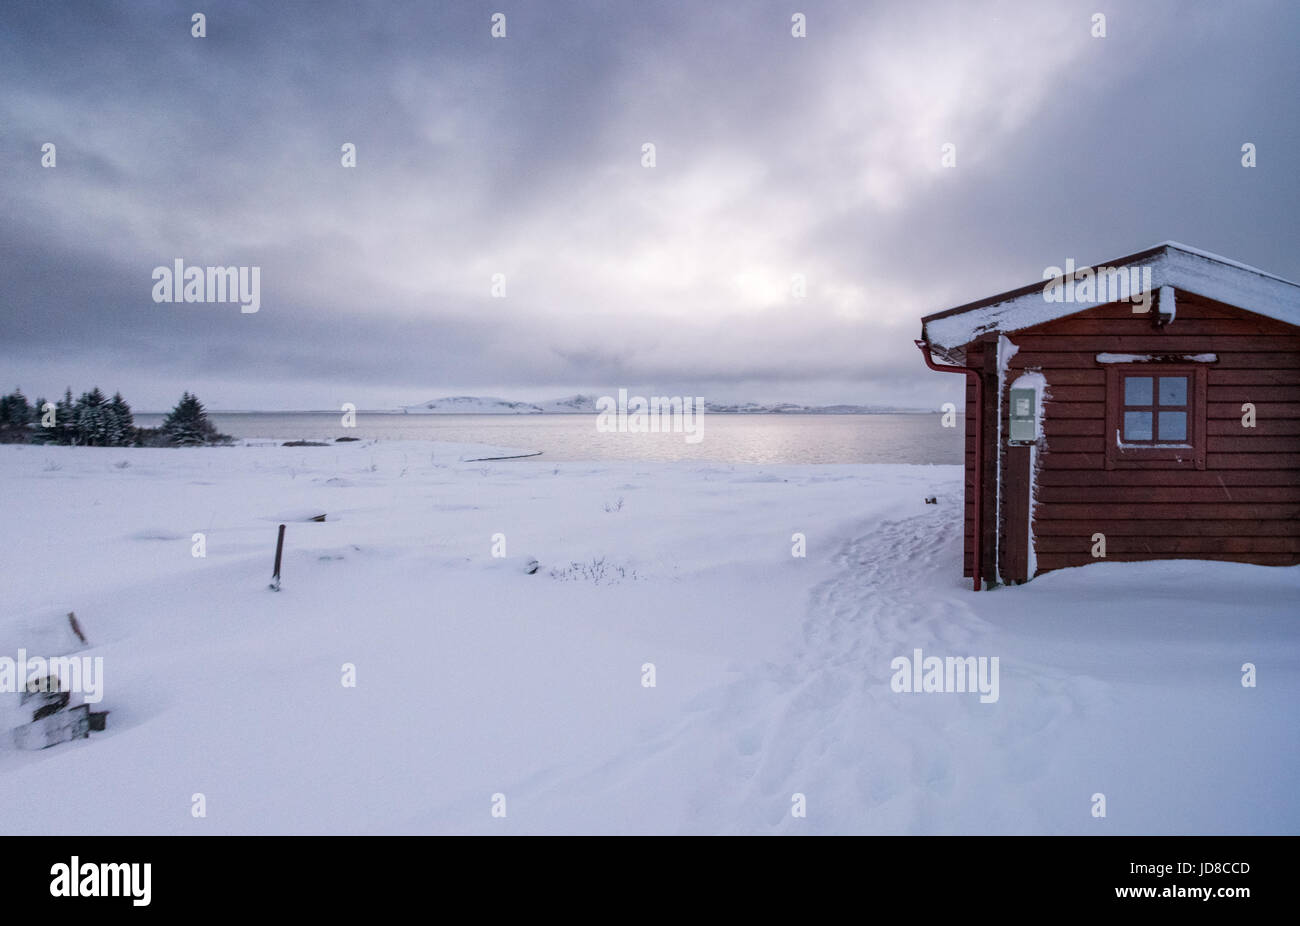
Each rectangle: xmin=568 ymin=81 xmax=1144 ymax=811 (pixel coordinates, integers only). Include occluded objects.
xmin=960 ymin=338 xmax=1001 ymax=583
xmin=996 ymin=291 xmax=1300 ymax=575
xmin=961 ymin=342 xmax=981 ymax=578
xmin=1001 ymin=445 xmax=1032 ymax=583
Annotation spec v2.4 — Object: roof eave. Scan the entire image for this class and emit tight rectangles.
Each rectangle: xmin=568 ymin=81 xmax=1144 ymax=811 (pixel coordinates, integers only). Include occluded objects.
xmin=920 ymin=243 xmax=1300 ymax=352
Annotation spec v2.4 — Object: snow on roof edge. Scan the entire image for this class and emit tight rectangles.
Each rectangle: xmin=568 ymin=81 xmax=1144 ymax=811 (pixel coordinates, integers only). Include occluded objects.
xmin=922 ymin=243 xmax=1300 ymax=351
xmin=1155 ymin=241 xmax=1300 ymax=287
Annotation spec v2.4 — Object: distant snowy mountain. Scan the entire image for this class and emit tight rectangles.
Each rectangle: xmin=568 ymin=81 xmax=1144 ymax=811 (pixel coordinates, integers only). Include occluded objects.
xmin=535 ymin=394 xmax=600 ymax=413
xmin=402 ymin=396 xmax=543 ymax=414
xmin=700 ymin=401 xmax=917 ymax=414
xmin=401 ymin=395 xmax=926 ymax=414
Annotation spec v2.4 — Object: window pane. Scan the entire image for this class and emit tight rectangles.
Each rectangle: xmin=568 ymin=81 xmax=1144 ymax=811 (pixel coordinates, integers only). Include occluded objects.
xmin=1125 ymin=376 xmax=1153 ymax=406
xmin=1159 ymin=376 xmax=1187 ymax=406
xmin=1124 ymin=411 xmax=1153 ymax=440
xmin=1158 ymin=410 xmax=1187 ymax=441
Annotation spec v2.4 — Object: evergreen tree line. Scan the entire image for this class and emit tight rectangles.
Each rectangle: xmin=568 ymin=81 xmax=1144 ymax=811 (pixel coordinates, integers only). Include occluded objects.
xmin=0 ymin=387 xmax=231 ymax=446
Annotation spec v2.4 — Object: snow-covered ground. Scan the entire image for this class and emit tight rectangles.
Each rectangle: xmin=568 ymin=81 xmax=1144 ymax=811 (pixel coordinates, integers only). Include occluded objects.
xmin=0 ymin=440 xmax=1295 ymax=834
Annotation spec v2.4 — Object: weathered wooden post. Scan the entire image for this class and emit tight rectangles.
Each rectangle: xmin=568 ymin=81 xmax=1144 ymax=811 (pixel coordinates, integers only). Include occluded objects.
xmin=270 ymin=523 xmax=286 ymax=591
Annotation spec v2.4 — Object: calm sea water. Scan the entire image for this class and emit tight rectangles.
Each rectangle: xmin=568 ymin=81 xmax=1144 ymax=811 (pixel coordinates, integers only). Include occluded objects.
xmin=132 ymin=412 xmax=963 ymax=465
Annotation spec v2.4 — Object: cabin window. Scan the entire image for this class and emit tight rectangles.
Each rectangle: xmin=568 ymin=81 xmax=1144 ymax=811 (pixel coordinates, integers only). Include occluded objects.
xmin=1120 ymin=374 xmax=1189 ymax=443
xmin=1104 ymin=365 xmax=1207 ymax=469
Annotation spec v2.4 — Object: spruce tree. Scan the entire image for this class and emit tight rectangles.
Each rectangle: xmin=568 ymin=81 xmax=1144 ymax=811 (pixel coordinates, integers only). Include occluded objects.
xmin=55 ymin=388 xmax=76 ymax=445
xmin=12 ymin=388 xmax=30 ymax=425
xmin=162 ymin=391 xmax=226 ymax=446
xmin=29 ymin=396 xmax=53 ymax=444
xmin=106 ymin=392 xmax=134 ymax=446
xmin=0 ymin=389 xmax=31 ymax=442
xmin=75 ymin=387 xmax=109 ymax=446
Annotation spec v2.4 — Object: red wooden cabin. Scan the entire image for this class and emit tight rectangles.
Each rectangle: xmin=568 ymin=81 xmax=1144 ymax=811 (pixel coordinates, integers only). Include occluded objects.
xmin=917 ymin=242 xmax=1300 ymax=590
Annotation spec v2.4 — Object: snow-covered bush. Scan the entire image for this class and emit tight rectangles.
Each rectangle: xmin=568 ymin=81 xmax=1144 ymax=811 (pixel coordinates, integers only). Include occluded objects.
xmin=159 ymin=392 xmax=231 ymax=447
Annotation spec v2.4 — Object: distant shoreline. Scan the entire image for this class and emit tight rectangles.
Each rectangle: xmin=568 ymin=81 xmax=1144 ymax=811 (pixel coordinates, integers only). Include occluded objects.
xmin=50 ymin=412 xmax=964 ymax=464
xmin=132 ymin=409 xmax=944 ymax=417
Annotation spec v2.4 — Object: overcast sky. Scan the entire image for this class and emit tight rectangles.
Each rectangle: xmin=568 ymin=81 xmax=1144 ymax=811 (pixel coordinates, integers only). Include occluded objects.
xmin=2 ymin=0 xmax=1297 ymax=411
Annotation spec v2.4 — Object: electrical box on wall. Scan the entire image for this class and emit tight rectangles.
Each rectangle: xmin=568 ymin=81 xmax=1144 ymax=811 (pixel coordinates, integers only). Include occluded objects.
xmin=1009 ymin=388 xmax=1036 ymax=443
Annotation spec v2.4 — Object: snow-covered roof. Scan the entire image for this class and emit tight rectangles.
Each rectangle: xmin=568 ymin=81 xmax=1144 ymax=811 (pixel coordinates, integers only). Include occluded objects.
xmin=921 ymin=242 xmax=1300 ymax=354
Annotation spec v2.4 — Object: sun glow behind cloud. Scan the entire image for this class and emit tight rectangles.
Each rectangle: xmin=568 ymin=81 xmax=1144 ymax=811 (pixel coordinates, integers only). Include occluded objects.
xmin=1 ymin=0 xmax=1295 ymax=408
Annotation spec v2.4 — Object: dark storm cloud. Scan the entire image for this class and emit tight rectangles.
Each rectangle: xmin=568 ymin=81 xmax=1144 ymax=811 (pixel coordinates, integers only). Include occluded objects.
xmin=1 ymin=0 xmax=1297 ymax=409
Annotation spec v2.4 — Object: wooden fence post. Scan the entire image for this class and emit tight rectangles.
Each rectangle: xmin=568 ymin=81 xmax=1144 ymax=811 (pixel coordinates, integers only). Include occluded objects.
xmin=270 ymin=524 xmax=286 ymax=591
